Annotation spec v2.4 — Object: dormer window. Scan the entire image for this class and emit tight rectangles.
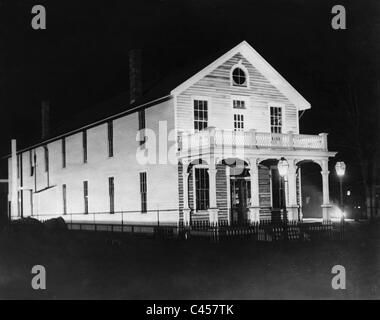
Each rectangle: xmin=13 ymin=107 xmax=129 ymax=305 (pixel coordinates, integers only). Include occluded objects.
xmin=231 ymin=66 xmax=247 ymax=86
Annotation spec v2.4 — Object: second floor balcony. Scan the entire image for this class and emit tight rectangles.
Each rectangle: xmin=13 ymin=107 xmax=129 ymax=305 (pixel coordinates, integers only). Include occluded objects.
xmin=177 ymin=127 xmax=329 ymax=156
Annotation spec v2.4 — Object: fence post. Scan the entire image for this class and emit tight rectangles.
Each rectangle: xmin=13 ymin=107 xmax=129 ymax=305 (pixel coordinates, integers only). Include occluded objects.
xmin=121 ymin=211 xmax=124 ymax=233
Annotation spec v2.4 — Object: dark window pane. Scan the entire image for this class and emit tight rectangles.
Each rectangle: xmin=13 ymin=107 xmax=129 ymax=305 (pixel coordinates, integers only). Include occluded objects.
xmin=232 ymin=67 xmax=247 ymax=86
xmin=108 ymin=121 xmax=113 ymax=157
xmin=83 ymin=181 xmax=88 ymax=214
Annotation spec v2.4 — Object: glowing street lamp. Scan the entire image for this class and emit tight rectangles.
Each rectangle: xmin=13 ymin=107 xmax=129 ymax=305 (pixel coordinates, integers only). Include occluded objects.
xmin=335 ymin=161 xmax=346 ymax=220
xmin=278 ymin=157 xmax=289 ymax=239
xmin=278 ymin=158 xmax=289 ymax=177
xmin=335 ymin=161 xmax=346 ymax=177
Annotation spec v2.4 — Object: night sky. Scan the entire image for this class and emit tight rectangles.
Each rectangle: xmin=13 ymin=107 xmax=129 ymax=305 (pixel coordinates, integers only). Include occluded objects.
xmin=0 ymin=0 xmax=379 ymax=202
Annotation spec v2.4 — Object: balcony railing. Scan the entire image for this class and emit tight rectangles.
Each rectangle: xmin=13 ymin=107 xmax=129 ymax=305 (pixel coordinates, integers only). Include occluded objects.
xmin=178 ymin=128 xmax=328 ymax=153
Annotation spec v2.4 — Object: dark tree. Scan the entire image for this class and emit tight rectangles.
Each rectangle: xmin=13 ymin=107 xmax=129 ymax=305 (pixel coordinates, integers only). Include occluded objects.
xmin=330 ymin=76 xmax=379 ymax=219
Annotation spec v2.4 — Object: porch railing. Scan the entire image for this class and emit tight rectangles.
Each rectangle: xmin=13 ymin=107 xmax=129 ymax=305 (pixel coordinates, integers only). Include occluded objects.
xmin=178 ymin=128 xmax=328 ymax=152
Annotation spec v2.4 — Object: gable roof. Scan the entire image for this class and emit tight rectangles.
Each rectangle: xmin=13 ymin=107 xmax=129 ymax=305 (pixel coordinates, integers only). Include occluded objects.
xmin=171 ymin=40 xmax=311 ymax=110
xmin=6 ymin=40 xmax=310 ymax=157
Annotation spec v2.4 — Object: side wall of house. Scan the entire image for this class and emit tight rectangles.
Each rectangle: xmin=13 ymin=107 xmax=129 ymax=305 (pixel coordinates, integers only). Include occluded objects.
xmin=11 ymin=99 xmax=179 ymax=225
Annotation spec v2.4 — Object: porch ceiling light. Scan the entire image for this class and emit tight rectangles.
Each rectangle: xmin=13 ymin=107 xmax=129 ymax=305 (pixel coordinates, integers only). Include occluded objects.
xmin=278 ymin=157 xmax=289 ymax=177
xmin=335 ymin=161 xmax=346 ymax=177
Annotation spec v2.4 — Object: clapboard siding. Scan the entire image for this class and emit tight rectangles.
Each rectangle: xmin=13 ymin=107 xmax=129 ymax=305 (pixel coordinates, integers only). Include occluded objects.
xmin=297 ymin=167 xmax=302 ymax=218
xmin=176 ymin=53 xmax=298 ymax=134
xmin=190 ymin=212 xmax=209 ymax=222
xmin=216 ymin=164 xmax=228 ymax=221
xmin=258 ymin=165 xmax=272 ymax=219
xmin=178 ymin=162 xmax=184 ymax=224
xmin=188 ymin=168 xmax=194 ymax=210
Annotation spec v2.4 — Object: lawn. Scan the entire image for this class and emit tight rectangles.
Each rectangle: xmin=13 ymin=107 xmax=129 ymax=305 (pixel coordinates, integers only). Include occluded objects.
xmin=0 ymin=220 xmax=379 ymax=299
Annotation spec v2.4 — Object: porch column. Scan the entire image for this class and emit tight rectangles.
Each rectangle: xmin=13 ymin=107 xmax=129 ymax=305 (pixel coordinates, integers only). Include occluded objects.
xmin=226 ymin=166 xmax=231 ymax=225
xmin=208 ymin=161 xmax=218 ymax=226
xmin=248 ymin=158 xmax=260 ymax=223
xmin=320 ymin=159 xmax=331 ymax=221
xmin=182 ymin=163 xmax=190 ymax=226
xmin=287 ymin=160 xmax=299 ymax=221
xmin=298 ymin=168 xmax=303 ymax=220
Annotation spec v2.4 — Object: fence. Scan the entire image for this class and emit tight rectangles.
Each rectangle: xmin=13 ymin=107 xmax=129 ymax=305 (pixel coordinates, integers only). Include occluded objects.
xmin=179 ymin=219 xmax=343 ymax=242
xmin=12 ymin=209 xmax=345 ymax=242
xmin=26 ymin=208 xmax=179 ymax=227
xmin=66 ymin=219 xmax=344 ymax=242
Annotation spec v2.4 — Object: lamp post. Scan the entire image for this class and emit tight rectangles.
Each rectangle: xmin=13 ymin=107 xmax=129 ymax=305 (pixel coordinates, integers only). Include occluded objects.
xmin=278 ymin=157 xmax=289 ymax=240
xmin=335 ymin=161 xmax=346 ymax=219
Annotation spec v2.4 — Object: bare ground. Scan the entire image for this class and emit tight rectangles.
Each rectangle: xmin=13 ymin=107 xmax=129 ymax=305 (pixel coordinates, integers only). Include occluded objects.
xmin=0 ymin=220 xmax=379 ymax=300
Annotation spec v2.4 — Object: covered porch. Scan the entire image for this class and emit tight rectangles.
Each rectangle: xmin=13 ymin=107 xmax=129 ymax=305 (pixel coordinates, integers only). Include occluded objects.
xmin=177 ymin=127 xmax=336 ymax=226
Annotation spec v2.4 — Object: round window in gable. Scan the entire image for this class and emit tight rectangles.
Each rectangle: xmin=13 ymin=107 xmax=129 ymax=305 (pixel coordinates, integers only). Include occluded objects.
xmin=232 ymin=67 xmax=247 ymax=86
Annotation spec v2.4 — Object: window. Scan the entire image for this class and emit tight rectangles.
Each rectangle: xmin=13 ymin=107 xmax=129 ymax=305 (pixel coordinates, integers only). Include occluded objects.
xmin=83 ymin=131 xmax=87 ymax=163
xmin=140 ymin=172 xmax=147 ymax=213
xmin=109 ymin=177 xmax=115 ymax=214
xmin=138 ymin=109 xmax=146 ymax=145
xmin=138 ymin=109 xmax=145 ymax=130
xmin=232 ymin=67 xmax=247 ymax=86
xmin=270 ymin=106 xmax=283 ymax=133
xmin=62 ymin=138 xmax=66 ymax=168
xmin=30 ymin=191 xmax=34 ymax=216
xmin=108 ymin=121 xmax=113 ymax=157
xmin=194 ymin=99 xmax=208 ymax=131
xmin=83 ymin=181 xmax=88 ymax=214
xmin=16 ymin=155 xmax=19 ymax=179
xmin=62 ymin=184 xmax=67 ymax=215
xmin=43 ymin=145 xmax=49 ymax=172
xmin=17 ymin=154 xmax=21 ymax=180
xmin=29 ymin=150 xmax=34 ymax=176
xmin=195 ymin=168 xmax=209 ymax=211
xmin=233 ymin=99 xmax=246 ymax=109
xmin=234 ymin=114 xmax=244 ymax=131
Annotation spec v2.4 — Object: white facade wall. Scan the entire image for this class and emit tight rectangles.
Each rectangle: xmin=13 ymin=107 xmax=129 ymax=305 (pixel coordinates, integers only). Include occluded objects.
xmin=175 ymin=53 xmax=299 ymax=134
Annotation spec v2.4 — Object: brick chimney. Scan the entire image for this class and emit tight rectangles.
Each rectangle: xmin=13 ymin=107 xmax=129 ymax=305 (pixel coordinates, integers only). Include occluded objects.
xmin=129 ymin=49 xmax=142 ymax=105
xmin=41 ymin=100 xmax=50 ymax=139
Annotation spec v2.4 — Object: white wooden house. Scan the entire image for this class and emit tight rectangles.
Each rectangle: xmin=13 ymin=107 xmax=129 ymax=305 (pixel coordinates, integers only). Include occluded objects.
xmin=7 ymin=41 xmax=336 ymax=226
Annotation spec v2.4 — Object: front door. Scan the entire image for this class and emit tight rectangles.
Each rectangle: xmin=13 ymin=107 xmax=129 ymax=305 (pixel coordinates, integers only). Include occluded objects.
xmin=230 ymin=177 xmax=251 ymax=225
